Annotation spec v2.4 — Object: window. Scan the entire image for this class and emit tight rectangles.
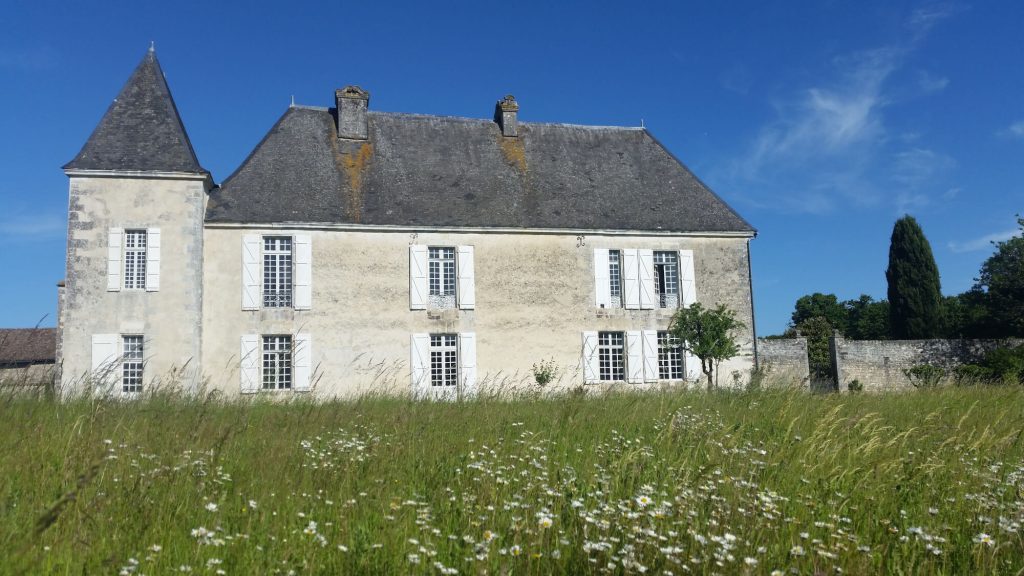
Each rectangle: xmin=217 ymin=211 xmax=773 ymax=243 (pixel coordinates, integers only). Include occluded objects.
xmin=428 ymin=247 xmax=457 ymax=309
xmin=121 ymin=335 xmax=144 ymax=393
xmin=657 ymin=331 xmax=684 ymax=380
xmin=123 ymin=230 xmax=147 ymax=290
xmin=608 ymin=250 xmax=622 ymax=308
xmin=654 ymin=251 xmax=679 ymax=308
xmin=262 ymin=335 xmax=292 ymax=390
xmin=263 ymin=236 xmax=293 ymax=308
xmin=429 ymin=333 xmax=458 ymax=387
xmin=598 ymin=331 xmax=625 ymax=381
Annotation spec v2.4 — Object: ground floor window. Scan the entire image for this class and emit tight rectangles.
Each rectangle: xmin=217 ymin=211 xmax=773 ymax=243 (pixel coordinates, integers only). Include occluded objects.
xmin=598 ymin=331 xmax=625 ymax=381
xmin=430 ymin=333 xmax=458 ymax=387
xmin=657 ymin=331 xmax=684 ymax=380
xmin=262 ymin=335 xmax=292 ymax=390
xmin=122 ymin=335 xmax=144 ymax=393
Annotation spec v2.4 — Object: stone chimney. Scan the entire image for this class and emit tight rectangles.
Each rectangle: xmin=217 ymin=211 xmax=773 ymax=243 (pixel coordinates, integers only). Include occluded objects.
xmin=494 ymin=95 xmax=519 ymax=137
xmin=335 ymin=85 xmax=370 ymax=140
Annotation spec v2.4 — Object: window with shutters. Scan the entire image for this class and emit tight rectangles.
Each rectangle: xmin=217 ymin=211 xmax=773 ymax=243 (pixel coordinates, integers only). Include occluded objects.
xmin=428 ymin=247 xmax=457 ymax=309
xmin=262 ymin=335 xmax=292 ymax=390
xmin=657 ymin=331 xmax=684 ymax=380
xmin=654 ymin=251 xmax=679 ymax=308
xmin=122 ymin=335 xmax=144 ymax=393
xmin=608 ymin=250 xmax=622 ymax=308
xmin=598 ymin=331 xmax=625 ymax=381
xmin=123 ymin=230 xmax=147 ymax=290
xmin=429 ymin=333 xmax=459 ymax=387
xmin=263 ymin=237 xmax=293 ymax=308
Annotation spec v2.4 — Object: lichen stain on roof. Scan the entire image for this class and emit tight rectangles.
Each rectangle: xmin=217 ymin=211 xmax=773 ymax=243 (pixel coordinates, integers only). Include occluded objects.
xmin=331 ymin=135 xmax=373 ymax=224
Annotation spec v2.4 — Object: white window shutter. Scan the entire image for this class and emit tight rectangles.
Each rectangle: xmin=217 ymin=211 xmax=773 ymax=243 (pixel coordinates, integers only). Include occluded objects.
xmin=626 ymin=330 xmax=643 ymax=383
xmin=107 ymin=228 xmax=123 ymax=292
xmin=240 ymin=334 xmax=259 ymax=393
xmin=294 ymin=234 xmax=312 ymax=310
xmin=679 ymin=249 xmax=697 ymax=308
xmin=582 ymin=331 xmax=599 ymax=383
xmin=685 ymin=349 xmax=702 ymax=382
xmin=641 ymin=330 xmax=659 ymax=382
xmin=145 ymin=228 xmax=161 ymax=292
xmin=459 ymin=332 xmax=477 ymax=397
xmin=410 ymin=333 xmax=430 ymax=396
xmin=623 ymin=249 xmax=640 ymax=309
xmin=456 ymin=246 xmax=476 ymax=310
xmin=293 ymin=332 xmax=312 ymax=391
xmin=638 ymin=249 xmax=655 ymax=309
xmin=593 ymin=249 xmax=610 ymax=307
xmin=91 ymin=333 xmax=119 ymax=390
xmin=242 ymin=235 xmax=261 ymax=310
xmin=409 ymin=245 xmax=428 ymax=310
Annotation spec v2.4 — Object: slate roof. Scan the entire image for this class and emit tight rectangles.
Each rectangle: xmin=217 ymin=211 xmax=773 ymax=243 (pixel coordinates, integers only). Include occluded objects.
xmin=0 ymin=328 xmax=56 ymax=366
xmin=206 ymin=107 xmax=754 ymax=234
xmin=64 ymin=49 xmax=207 ymax=174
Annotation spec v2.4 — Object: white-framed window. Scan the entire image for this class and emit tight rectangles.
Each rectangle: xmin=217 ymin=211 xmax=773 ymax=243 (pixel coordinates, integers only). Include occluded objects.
xmin=654 ymin=251 xmax=679 ymax=309
xmin=657 ymin=331 xmax=684 ymax=380
xmin=121 ymin=335 xmax=144 ymax=393
xmin=107 ymin=227 xmax=160 ymax=292
xmin=240 ymin=333 xmax=311 ymax=393
xmin=598 ymin=331 xmax=625 ymax=381
xmin=123 ymin=230 xmax=147 ymax=290
xmin=241 ymin=234 xmax=311 ymax=311
xmin=429 ymin=333 xmax=459 ymax=387
xmin=410 ymin=332 xmax=477 ymax=398
xmin=262 ymin=335 xmax=292 ymax=390
xmin=608 ymin=250 xmax=622 ymax=308
xmin=409 ymin=245 xmax=475 ymax=310
xmin=595 ymin=248 xmax=695 ymax=310
xmin=428 ymin=247 xmax=457 ymax=309
xmin=263 ymin=236 xmax=293 ymax=308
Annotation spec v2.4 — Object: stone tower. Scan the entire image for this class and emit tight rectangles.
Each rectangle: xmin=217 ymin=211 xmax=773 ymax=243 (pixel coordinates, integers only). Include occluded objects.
xmin=59 ymin=47 xmax=210 ymax=395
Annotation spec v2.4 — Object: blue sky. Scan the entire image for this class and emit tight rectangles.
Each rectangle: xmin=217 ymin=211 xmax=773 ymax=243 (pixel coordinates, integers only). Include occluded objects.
xmin=1 ymin=0 xmax=1021 ymax=335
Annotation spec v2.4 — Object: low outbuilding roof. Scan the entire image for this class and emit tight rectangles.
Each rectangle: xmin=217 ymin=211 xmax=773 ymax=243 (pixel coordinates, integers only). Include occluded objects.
xmin=0 ymin=328 xmax=56 ymax=366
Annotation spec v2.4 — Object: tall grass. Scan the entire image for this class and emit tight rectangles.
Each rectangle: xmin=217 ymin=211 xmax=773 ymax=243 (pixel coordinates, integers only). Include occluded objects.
xmin=1 ymin=386 xmax=1023 ymax=574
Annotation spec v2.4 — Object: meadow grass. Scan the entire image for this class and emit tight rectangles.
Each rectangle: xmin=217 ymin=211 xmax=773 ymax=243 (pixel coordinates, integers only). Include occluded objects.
xmin=1 ymin=385 xmax=1023 ymax=575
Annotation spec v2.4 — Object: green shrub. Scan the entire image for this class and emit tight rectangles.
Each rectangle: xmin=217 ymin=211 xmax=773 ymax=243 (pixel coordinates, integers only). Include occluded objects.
xmin=953 ymin=364 xmax=993 ymax=386
xmin=903 ymin=364 xmax=945 ymax=388
xmin=847 ymin=379 xmax=863 ymax=392
xmin=531 ymin=357 xmax=559 ymax=387
xmin=980 ymin=345 xmax=1024 ymax=385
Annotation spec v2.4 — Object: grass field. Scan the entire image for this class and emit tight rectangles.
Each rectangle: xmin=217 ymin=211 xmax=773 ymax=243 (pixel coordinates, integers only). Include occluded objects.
xmin=2 ymin=386 xmax=1023 ymax=575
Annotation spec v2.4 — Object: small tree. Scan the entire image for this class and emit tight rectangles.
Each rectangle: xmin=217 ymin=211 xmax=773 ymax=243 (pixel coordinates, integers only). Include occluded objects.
xmin=886 ymin=215 xmax=943 ymax=338
xmin=669 ymin=303 xmax=745 ymax=390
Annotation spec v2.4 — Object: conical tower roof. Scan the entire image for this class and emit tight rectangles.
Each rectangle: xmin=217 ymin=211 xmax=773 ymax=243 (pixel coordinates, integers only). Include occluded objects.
xmin=64 ymin=47 xmax=206 ymax=174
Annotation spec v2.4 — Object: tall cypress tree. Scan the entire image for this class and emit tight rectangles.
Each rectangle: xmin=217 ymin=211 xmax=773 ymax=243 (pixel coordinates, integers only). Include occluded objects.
xmin=886 ymin=215 xmax=943 ymax=338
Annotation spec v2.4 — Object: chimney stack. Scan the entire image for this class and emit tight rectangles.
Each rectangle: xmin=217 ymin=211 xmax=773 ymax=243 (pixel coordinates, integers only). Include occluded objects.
xmin=335 ymin=85 xmax=370 ymax=140
xmin=495 ymin=95 xmax=519 ymax=137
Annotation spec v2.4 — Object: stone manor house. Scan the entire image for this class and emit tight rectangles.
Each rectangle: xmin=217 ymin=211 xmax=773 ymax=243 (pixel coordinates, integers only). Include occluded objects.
xmin=56 ymin=48 xmax=757 ymax=397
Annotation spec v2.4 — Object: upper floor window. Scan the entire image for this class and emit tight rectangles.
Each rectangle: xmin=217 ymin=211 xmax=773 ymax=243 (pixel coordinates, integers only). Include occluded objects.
xmin=428 ymin=247 xmax=457 ymax=309
xmin=594 ymin=248 xmax=696 ymax=310
xmin=263 ymin=236 xmax=293 ymax=308
xmin=241 ymin=234 xmax=311 ymax=311
xmin=409 ymin=245 xmax=475 ymax=311
xmin=123 ymin=230 xmax=148 ymax=290
xmin=107 ymin=227 xmax=160 ymax=292
xmin=654 ymin=251 xmax=679 ymax=309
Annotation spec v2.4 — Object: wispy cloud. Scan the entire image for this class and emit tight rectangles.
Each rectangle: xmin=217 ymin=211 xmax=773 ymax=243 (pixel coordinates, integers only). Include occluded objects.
xmin=0 ymin=214 xmax=65 ymax=239
xmin=948 ymin=228 xmax=1021 ymax=253
xmin=1001 ymin=120 xmax=1024 ymax=138
xmin=718 ymin=3 xmax=957 ymax=214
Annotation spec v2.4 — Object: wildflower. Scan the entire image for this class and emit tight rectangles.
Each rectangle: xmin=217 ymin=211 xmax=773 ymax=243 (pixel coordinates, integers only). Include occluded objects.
xmin=770 ymin=571 xmax=784 ymax=576
xmin=744 ymin=557 xmax=758 ymax=567
xmin=636 ymin=495 xmax=653 ymax=508
xmin=303 ymin=521 xmax=318 ymax=535
xmin=510 ymin=545 xmax=522 ymax=556
xmin=538 ymin=515 xmax=553 ymax=529
xmin=408 ymin=553 xmax=421 ymax=565
xmin=149 ymin=544 xmax=162 ymax=552
xmin=483 ymin=530 xmax=496 ymax=542
xmin=205 ymin=502 xmax=218 ymax=512
xmin=248 ymin=500 xmax=258 ymax=509
xmin=790 ymin=545 xmax=805 ymax=557
xmin=974 ymin=533 xmax=995 ymax=547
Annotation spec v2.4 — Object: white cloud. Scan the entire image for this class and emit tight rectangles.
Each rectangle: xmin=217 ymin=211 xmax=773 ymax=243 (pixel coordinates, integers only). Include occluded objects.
xmin=0 ymin=214 xmax=65 ymax=238
xmin=1002 ymin=121 xmax=1024 ymax=138
xmin=948 ymin=229 xmax=1021 ymax=253
xmin=720 ymin=4 xmax=958 ymax=215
